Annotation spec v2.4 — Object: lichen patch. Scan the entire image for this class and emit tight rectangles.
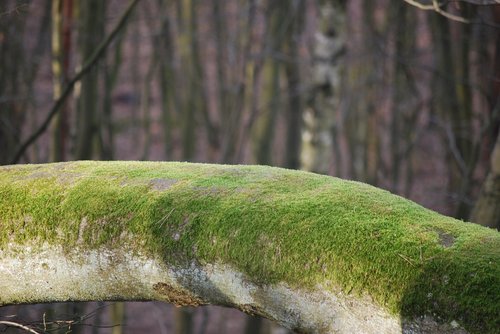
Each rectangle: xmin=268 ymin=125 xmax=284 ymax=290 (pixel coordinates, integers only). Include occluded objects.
xmin=150 ymin=178 xmax=178 ymax=191
xmin=436 ymin=229 xmax=456 ymax=248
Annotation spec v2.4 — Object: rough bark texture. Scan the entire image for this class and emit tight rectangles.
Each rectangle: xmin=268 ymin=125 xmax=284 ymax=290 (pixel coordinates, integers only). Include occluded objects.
xmin=0 ymin=161 xmax=498 ymax=334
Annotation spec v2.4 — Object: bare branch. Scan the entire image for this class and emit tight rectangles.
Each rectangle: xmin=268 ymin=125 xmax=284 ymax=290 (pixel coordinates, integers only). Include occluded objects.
xmin=9 ymin=0 xmax=140 ymax=164
xmin=457 ymin=0 xmax=500 ymax=4
xmin=403 ymin=0 xmax=436 ymax=10
xmin=405 ymin=0 xmax=500 ymax=7
xmin=432 ymin=0 xmax=470 ymax=23
xmin=0 ymin=3 xmax=29 ymax=18
xmin=403 ymin=0 xmax=470 ymax=23
xmin=431 ymin=117 xmax=468 ymax=175
xmin=0 ymin=321 xmax=41 ymax=334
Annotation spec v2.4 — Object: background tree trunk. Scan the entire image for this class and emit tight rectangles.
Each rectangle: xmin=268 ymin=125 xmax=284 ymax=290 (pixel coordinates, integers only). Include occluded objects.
xmin=470 ymin=131 xmax=500 ymax=229
xmin=284 ymin=1 xmax=305 ymax=170
xmin=300 ymin=0 xmax=345 ymax=175
xmin=0 ymin=1 xmax=28 ymax=164
xmin=75 ymin=0 xmax=106 ymax=160
xmin=50 ymin=0 xmax=72 ymax=162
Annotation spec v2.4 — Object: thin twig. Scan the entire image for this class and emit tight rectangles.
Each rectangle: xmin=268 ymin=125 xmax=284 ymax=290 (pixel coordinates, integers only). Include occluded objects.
xmin=0 ymin=3 xmax=29 ymax=18
xmin=10 ymin=0 xmax=140 ymax=165
xmin=433 ymin=0 xmax=470 ymax=23
xmin=455 ymin=0 xmax=500 ymax=4
xmin=32 ymin=302 xmax=118 ymax=333
xmin=403 ymin=0 xmax=436 ymax=10
xmin=431 ymin=117 xmax=469 ymax=176
xmin=398 ymin=253 xmax=416 ymax=266
xmin=403 ymin=0 xmax=470 ymax=23
xmin=0 ymin=321 xmax=41 ymax=334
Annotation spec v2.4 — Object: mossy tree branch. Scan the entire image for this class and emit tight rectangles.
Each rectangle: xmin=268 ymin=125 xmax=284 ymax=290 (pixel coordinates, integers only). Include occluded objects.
xmin=0 ymin=161 xmax=498 ymax=334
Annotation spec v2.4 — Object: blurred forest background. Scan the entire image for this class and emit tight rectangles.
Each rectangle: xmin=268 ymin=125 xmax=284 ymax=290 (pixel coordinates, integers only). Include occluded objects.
xmin=0 ymin=0 xmax=499 ymax=333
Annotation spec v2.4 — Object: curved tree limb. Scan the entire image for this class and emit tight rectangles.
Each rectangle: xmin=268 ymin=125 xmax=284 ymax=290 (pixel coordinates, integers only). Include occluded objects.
xmin=9 ymin=0 xmax=140 ymax=165
xmin=0 ymin=161 xmax=498 ymax=333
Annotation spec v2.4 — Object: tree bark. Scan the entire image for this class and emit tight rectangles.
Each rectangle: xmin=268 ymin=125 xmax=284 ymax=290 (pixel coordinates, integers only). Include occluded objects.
xmin=0 ymin=161 xmax=498 ymax=334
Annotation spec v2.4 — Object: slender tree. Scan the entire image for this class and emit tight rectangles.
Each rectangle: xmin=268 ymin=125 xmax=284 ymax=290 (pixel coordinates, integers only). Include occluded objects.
xmin=74 ymin=0 xmax=106 ymax=159
xmin=301 ymin=0 xmax=346 ymax=175
xmin=343 ymin=0 xmax=378 ymax=183
xmin=284 ymin=0 xmax=305 ymax=170
xmin=50 ymin=0 xmax=72 ymax=162
xmin=470 ymin=5 xmax=500 ymax=229
xmin=470 ymin=131 xmax=500 ymax=229
xmin=252 ymin=1 xmax=285 ymax=166
xmin=0 ymin=1 xmax=28 ymax=164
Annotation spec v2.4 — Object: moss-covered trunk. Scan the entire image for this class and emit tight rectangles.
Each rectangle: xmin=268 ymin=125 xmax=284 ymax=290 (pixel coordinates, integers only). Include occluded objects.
xmin=0 ymin=161 xmax=498 ymax=333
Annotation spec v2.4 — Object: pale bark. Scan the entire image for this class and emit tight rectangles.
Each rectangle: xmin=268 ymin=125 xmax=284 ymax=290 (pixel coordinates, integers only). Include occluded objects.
xmin=300 ymin=1 xmax=345 ymax=175
xmin=0 ymin=161 xmax=498 ymax=334
xmin=0 ymin=245 xmax=432 ymax=334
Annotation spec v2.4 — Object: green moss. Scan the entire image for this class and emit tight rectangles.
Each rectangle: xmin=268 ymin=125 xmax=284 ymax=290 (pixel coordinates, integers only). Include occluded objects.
xmin=0 ymin=161 xmax=499 ymax=333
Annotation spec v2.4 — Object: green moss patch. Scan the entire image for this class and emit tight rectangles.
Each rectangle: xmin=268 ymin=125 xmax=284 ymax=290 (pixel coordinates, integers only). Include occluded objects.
xmin=0 ymin=161 xmax=498 ymax=333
